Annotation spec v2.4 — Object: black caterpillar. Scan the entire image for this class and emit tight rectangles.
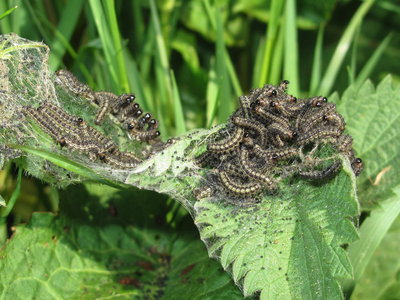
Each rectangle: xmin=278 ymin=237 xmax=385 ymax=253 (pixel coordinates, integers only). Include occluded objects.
xmin=22 ymin=70 xmax=163 ymax=168
xmin=55 ymin=70 xmax=161 ymax=142
xmin=195 ymin=80 xmax=363 ymax=199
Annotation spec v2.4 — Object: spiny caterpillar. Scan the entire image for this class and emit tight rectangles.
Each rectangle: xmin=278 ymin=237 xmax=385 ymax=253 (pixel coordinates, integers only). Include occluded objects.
xmin=22 ymin=70 xmax=164 ymax=168
xmin=55 ymin=70 xmax=160 ymax=143
xmin=23 ymin=103 xmax=142 ymax=167
xmin=196 ymin=80 xmax=363 ymax=200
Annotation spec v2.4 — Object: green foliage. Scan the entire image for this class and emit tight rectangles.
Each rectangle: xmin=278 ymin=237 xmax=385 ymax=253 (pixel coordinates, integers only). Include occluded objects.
xmin=0 ymin=0 xmax=399 ymax=299
xmin=0 ymin=34 xmax=360 ymax=299
xmin=195 ymin=164 xmax=358 ymax=299
xmin=332 ymin=76 xmax=400 ymax=295
xmin=351 ymin=212 xmax=400 ymax=300
xmin=336 ymin=76 xmax=400 ymax=207
xmin=0 ymin=204 xmax=242 ymax=299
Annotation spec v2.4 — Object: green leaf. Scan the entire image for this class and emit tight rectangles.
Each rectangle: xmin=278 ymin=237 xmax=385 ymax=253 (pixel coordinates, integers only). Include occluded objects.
xmin=346 ymin=188 xmax=400 ymax=292
xmin=336 ymin=76 xmax=400 ymax=207
xmin=0 ymin=212 xmax=241 ymax=299
xmin=334 ymin=76 xmax=400 ymax=293
xmin=350 ymin=212 xmax=400 ymax=300
xmin=194 ymin=159 xmax=359 ymax=299
xmin=1 ymin=33 xmax=363 ymax=298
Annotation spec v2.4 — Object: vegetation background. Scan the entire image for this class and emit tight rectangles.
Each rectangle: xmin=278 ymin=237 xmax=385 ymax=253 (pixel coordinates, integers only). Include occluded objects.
xmin=0 ymin=0 xmax=399 ymax=299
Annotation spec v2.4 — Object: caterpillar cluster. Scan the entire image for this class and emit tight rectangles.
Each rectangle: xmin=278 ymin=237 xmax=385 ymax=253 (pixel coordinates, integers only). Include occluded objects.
xmin=55 ymin=70 xmax=160 ymax=142
xmin=195 ymin=80 xmax=363 ymax=199
xmin=22 ymin=70 xmax=162 ymax=168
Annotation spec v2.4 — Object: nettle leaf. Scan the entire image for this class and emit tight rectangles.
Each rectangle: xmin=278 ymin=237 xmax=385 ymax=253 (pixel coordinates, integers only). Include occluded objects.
xmin=333 ymin=76 xmax=400 ymax=295
xmin=0 ymin=212 xmax=241 ymax=300
xmin=125 ymin=129 xmax=359 ymax=299
xmin=124 ymin=131 xmax=359 ymax=298
xmin=335 ymin=76 xmax=400 ymax=208
xmin=0 ymin=34 xmax=361 ymax=298
xmin=194 ymin=160 xmax=358 ymax=299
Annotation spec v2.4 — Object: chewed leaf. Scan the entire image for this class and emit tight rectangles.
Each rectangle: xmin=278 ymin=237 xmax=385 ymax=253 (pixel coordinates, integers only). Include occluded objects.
xmin=194 ymin=158 xmax=359 ymax=299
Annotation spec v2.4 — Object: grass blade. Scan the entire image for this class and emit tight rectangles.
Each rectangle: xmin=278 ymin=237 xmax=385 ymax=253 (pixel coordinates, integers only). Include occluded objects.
xmin=318 ymin=0 xmax=375 ymax=95
xmin=124 ymin=51 xmax=151 ymax=111
xmin=0 ymin=168 xmax=22 ymax=218
xmin=215 ymin=6 xmax=232 ymax=123
xmin=201 ymin=0 xmax=241 ymax=97
xmin=202 ymin=0 xmax=234 ymax=123
xmin=283 ymin=0 xmax=299 ymax=95
xmin=252 ymin=37 xmax=266 ymax=87
xmin=0 ymin=5 xmax=17 ymax=22
xmin=170 ymin=70 xmax=186 ymax=134
xmin=353 ymin=33 xmax=393 ymax=90
xmin=48 ymin=0 xmax=84 ymax=70
xmin=103 ymin=0 xmax=129 ymax=92
xmin=23 ymin=1 xmax=51 ymax=41
xmin=206 ymin=57 xmax=219 ymax=127
xmin=348 ymin=24 xmax=361 ymax=85
xmin=150 ymin=0 xmax=174 ymax=132
xmin=269 ymin=26 xmax=284 ymax=85
xmin=224 ymin=49 xmax=243 ymax=97
xmin=345 ymin=189 xmax=400 ymax=292
xmin=258 ymin=0 xmax=285 ymax=87
xmin=309 ymin=24 xmax=325 ymax=94
xmin=0 ymin=167 xmax=22 ymax=245
xmin=88 ymin=0 xmax=119 ymax=92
